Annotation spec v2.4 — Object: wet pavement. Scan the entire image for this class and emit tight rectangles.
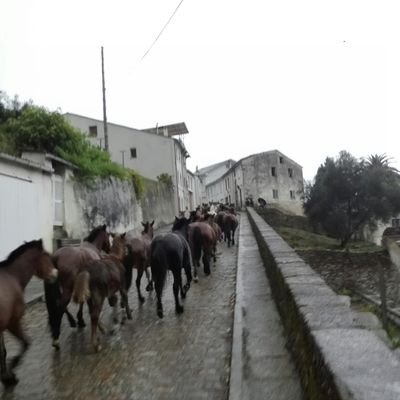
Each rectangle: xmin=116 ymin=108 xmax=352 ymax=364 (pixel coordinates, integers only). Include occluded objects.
xmin=2 ymin=229 xmax=237 ymax=400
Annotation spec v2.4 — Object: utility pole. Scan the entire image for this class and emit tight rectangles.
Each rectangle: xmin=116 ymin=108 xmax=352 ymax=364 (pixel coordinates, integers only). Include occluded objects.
xmin=101 ymin=46 xmax=109 ymax=152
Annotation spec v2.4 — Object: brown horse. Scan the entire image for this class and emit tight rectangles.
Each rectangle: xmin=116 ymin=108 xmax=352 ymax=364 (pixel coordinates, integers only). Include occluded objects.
xmin=222 ymin=212 xmax=238 ymax=247
xmin=189 ymin=221 xmax=217 ymax=281
xmin=0 ymin=239 xmax=58 ymax=386
xmin=72 ymin=233 xmax=132 ymax=352
xmin=44 ymin=225 xmax=110 ymax=349
xmin=123 ymin=221 xmax=154 ymax=303
xmin=204 ymin=213 xmax=221 ymax=257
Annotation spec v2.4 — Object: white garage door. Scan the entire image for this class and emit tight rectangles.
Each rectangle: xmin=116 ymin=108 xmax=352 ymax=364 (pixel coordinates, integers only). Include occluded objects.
xmin=0 ymin=173 xmax=41 ymax=260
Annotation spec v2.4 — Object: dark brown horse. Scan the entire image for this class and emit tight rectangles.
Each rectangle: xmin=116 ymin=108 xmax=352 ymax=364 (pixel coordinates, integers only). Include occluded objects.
xmin=44 ymin=225 xmax=110 ymax=349
xmin=0 ymin=240 xmax=58 ymax=386
xmin=188 ymin=221 xmax=217 ymax=280
xmin=123 ymin=221 xmax=154 ymax=303
xmin=72 ymin=233 xmax=132 ymax=352
xmin=222 ymin=212 xmax=238 ymax=247
xmin=150 ymin=217 xmax=192 ymax=318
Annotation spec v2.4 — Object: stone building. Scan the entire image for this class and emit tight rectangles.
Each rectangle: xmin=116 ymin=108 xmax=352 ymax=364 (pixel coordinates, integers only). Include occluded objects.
xmin=205 ymin=150 xmax=304 ymax=215
xmin=64 ymin=113 xmax=194 ymax=214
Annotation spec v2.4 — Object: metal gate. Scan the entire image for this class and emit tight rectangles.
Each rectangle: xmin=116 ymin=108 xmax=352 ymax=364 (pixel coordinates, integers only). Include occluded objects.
xmin=0 ymin=172 xmax=41 ymax=260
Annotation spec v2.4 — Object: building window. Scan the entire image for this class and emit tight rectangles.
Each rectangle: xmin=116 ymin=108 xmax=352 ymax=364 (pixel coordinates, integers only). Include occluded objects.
xmin=279 ymin=156 xmax=284 ymax=164
xmin=130 ymin=148 xmax=137 ymax=158
xmin=89 ymin=125 xmax=97 ymax=137
xmin=273 ymin=189 xmax=279 ymax=199
xmin=392 ymin=218 xmax=400 ymax=227
xmin=271 ymin=167 xmax=276 ymax=177
xmin=288 ymin=168 xmax=293 ymax=178
xmin=290 ymin=190 xmax=296 ymax=200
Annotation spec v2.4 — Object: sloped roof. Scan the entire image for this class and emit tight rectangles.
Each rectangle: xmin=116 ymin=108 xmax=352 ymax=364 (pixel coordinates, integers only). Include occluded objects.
xmin=197 ymin=159 xmax=236 ymax=175
xmin=142 ymin=122 xmax=188 ymax=137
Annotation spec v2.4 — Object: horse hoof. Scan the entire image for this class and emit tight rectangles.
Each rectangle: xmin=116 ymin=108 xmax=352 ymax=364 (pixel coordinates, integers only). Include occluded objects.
xmin=78 ymin=320 xmax=86 ymax=328
xmin=2 ymin=372 xmax=18 ymax=387
xmin=193 ymin=277 xmax=199 ymax=283
xmin=52 ymin=340 xmax=60 ymax=350
xmin=139 ymin=296 xmax=145 ymax=304
xmin=127 ymin=313 xmax=133 ymax=320
xmin=69 ymin=320 xmax=77 ymax=328
xmin=181 ymin=291 xmax=186 ymax=299
xmin=157 ymin=310 xmax=164 ymax=319
xmin=146 ymin=283 xmax=154 ymax=291
xmin=176 ymin=305 xmax=184 ymax=314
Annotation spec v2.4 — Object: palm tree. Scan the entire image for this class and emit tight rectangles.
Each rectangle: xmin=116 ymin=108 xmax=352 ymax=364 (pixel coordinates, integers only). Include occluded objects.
xmin=366 ymin=154 xmax=399 ymax=173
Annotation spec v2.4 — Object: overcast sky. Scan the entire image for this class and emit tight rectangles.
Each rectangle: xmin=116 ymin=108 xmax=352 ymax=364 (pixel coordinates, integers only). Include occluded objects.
xmin=1 ymin=0 xmax=399 ymax=180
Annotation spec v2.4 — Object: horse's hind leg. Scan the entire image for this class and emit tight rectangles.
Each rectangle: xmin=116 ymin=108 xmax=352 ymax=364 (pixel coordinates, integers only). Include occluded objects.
xmin=172 ymin=270 xmax=184 ymax=314
xmin=7 ymin=321 xmax=30 ymax=371
xmin=65 ymin=308 xmax=77 ymax=328
xmin=153 ymin=265 xmax=166 ymax=319
xmin=77 ymin=304 xmax=86 ymax=328
xmin=0 ymin=333 xmax=18 ymax=386
xmin=136 ymin=266 xmax=145 ymax=303
xmin=232 ymin=229 xmax=236 ymax=246
xmin=203 ymin=250 xmax=211 ymax=275
xmin=108 ymin=295 xmax=119 ymax=326
xmin=120 ymin=288 xmax=132 ymax=320
xmin=88 ymin=296 xmax=104 ymax=352
xmin=145 ymin=267 xmax=153 ymax=291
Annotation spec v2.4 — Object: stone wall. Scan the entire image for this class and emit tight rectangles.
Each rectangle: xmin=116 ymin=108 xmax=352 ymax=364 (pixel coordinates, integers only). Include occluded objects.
xmin=64 ymin=177 xmax=175 ymax=239
xmin=247 ymin=207 xmax=400 ymax=400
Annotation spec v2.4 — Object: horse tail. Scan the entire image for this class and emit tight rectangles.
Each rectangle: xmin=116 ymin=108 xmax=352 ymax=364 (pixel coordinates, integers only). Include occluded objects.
xmin=150 ymin=240 xmax=168 ymax=297
xmin=72 ymin=271 xmax=91 ymax=304
xmin=192 ymin=225 xmax=203 ymax=262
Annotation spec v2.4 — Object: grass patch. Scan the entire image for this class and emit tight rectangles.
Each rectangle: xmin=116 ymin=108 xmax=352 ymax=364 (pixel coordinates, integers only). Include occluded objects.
xmin=276 ymin=226 xmax=383 ymax=252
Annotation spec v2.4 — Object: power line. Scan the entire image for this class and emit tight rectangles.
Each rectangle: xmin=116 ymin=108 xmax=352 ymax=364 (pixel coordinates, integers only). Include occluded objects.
xmin=140 ymin=0 xmax=185 ymax=62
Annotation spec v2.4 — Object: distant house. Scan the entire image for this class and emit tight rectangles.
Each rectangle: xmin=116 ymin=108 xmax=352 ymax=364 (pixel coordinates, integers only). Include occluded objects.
xmin=64 ymin=112 xmax=193 ymax=214
xmin=205 ymin=150 xmax=304 ymax=215
xmin=197 ymin=159 xmax=236 ymax=186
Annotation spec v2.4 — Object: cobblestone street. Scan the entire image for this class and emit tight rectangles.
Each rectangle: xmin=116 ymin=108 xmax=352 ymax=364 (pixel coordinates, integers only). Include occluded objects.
xmin=2 ymin=236 xmax=237 ymax=400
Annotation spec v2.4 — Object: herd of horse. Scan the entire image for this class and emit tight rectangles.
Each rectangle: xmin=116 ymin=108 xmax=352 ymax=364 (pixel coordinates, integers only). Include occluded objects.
xmin=0 ymin=204 xmax=239 ymax=387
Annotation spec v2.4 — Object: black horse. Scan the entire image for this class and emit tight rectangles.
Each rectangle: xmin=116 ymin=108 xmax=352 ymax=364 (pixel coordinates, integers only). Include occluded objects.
xmin=150 ymin=217 xmax=192 ymax=318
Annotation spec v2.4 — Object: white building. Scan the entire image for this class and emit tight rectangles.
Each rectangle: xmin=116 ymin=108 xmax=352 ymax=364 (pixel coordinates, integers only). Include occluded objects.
xmin=205 ymin=150 xmax=304 ymax=215
xmin=64 ymin=113 xmax=191 ymax=214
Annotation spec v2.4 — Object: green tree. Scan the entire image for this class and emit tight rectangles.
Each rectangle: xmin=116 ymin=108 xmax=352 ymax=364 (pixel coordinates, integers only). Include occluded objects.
xmin=0 ymin=100 xmax=143 ymax=192
xmin=304 ymin=151 xmax=400 ymax=248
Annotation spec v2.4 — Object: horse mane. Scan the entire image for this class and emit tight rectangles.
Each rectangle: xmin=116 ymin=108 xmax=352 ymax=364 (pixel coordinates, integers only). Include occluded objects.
xmin=84 ymin=224 xmax=107 ymax=243
xmin=0 ymin=239 xmax=43 ymax=268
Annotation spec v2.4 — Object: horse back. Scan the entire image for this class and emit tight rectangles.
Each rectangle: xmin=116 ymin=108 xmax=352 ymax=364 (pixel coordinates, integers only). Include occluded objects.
xmin=84 ymin=258 xmax=124 ymax=296
xmin=52 ymin=246 xmax=101 ymax=288
xmin=189 ymin=222 xmax=216 ymax=245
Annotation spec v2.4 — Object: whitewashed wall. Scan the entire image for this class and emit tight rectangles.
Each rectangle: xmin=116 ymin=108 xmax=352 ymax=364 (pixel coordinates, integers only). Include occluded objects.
xmin=0 ymin=155 xmax=54 ymax=258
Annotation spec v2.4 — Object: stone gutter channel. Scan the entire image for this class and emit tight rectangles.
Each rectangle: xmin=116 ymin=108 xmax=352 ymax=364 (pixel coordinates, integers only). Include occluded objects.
xmin=241 ymin=207 xmax=400 ymax=400
xmin=229 ymin=211 xmax=303 ymax=400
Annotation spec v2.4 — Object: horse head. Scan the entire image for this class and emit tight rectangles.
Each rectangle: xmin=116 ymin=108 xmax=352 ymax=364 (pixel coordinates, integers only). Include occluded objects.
xmin=110 ymin=232 xmax=127 ymax=260
xmin=141 ymin=221 xmax=155 ymax=239
xmin=85 ymin=224 xmax=110 ymax=253
xmin=172 ymin=216 xmax=190 ymax=239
